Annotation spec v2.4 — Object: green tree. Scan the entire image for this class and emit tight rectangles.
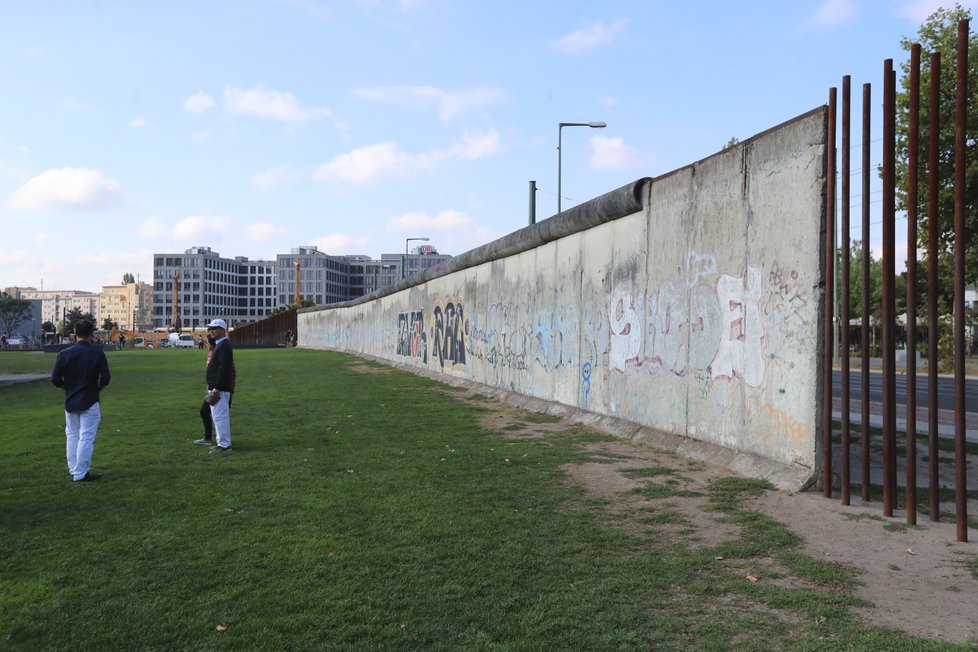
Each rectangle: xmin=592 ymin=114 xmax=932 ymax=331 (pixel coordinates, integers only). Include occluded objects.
xmin=0 ymin=297 xmax=32 ymax=336
xmin=122 ymin=272 xmax=135 ymax=284
xmin=894 ymin=4 xmax=978 ymax=304
xmin=101 ymin=317 xmax=118 ymax=332
xmin=64 ymin=308 xmax=96 ymax=336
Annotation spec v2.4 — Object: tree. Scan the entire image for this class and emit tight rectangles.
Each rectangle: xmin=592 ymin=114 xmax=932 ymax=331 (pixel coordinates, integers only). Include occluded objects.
xmin=102 ymin=318 xmax=118 ymax=332
xmin=894 ymin=4 xmax=978 ymax=304
xmin=0 ymin=297 xmax=32 ymax=336
xmin=64 ymin=308 xmax=96 ymax=336
xmin=122 ymin=272 xmax=135 ymax=284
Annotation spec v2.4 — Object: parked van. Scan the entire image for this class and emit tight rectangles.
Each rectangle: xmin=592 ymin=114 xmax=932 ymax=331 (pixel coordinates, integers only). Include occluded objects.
xmin=133 ymin=337 xmax=146 ymax=348
xmin=170 ymin=333 xmax=196 ymax=348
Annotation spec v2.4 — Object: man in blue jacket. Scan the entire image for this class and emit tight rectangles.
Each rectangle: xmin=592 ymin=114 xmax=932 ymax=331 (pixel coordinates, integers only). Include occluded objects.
xmin=51 ymin=319 xmax=111 ymax=482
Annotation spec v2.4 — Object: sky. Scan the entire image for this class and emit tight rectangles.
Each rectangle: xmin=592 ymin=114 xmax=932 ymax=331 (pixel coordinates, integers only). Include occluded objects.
xmin=1 ymin=0 xmax=975 ymax=293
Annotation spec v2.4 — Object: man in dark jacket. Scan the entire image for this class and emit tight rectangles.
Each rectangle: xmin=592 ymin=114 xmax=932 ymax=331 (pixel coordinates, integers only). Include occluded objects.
xmin=204 ymin=318 xmax=235 ymax=453
xmin=51 ymin=319 xmax=111 ymax=481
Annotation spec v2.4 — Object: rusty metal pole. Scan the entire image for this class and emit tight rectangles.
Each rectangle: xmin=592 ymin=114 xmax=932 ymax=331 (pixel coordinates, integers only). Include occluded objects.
xmin=862 ymin=82 xmax=872 ymax=503
xmin=841 ymin=76 xmax=851 ymax=505
xmin=953 ymin=19 xmax=969 ymax=543
xmin=927 ymin=52 xmax=941 ymax=522
xmin=906 ymin=44 xmax=921 ymax=524
xmin=824 ymin=87 xmax=837 ymax=498
xmin=882 ymin=60 xmax=896 ymax=517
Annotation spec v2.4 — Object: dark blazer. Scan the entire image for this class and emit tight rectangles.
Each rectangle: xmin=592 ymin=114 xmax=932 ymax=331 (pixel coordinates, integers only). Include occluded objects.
xmin=206 ymin=339 xmax=235 ymax=392
xmin=51 ymin=341 xmax=111 ymax=412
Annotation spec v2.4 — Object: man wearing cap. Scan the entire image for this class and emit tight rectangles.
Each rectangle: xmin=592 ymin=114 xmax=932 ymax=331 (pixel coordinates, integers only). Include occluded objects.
xmin=204 ymin=319 xmax=235 ymax=453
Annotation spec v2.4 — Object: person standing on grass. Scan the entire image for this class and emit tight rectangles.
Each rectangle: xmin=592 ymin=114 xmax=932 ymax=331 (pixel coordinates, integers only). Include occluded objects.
xmin=203 ymin=318 xmax=235 ymax=453
xmin=51 ymin=319 xmax=111 ymax=482
xmin=193 ymin=334 xmax=235 ymax=447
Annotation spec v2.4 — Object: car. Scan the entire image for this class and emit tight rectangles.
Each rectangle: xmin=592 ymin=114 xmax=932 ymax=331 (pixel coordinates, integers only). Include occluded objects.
xmin=5 ymin=336 xmax=24 ymax=349
xmin=170 ymin=333 xmax=196 ymax=348
xmin=132 ymin=337 xmax=146 ymax=348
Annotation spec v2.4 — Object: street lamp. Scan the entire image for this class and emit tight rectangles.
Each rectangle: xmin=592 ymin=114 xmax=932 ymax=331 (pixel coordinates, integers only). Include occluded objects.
xmin=404 ymin=237 xmax=430 ymax=279
xmin=557 ymin=121 xmax=606 ymax=214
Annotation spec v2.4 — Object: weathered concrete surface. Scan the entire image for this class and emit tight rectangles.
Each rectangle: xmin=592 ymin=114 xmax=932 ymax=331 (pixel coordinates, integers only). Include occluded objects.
xmin=301 ymin=108 xmax=827 ymax=490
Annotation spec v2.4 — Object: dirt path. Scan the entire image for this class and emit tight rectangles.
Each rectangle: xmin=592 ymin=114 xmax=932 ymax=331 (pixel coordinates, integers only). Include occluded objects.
xmin=472 ymin=391 xmax=978 ymax=645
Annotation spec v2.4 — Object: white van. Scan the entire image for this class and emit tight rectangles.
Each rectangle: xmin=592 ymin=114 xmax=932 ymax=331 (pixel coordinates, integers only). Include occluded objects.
xmin=133 ymin=337 xmax=146 ymax=348
xmin=172 ymin=333 xmax=196 ymax=348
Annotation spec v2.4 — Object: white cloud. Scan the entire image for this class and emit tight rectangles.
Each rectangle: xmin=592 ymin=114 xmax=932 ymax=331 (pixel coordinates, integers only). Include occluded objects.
xmin=6 ymin=167 xmax=123 ymax=212
xmin=451 ymin=129 xmax=502 ymax=159
xmin=386 ymin=209 xmax=472 ymax=232
xmin=137 ymin=215 xmax=230 ymax=242
xmin=224 ymin=84 xmax=331 ymax=124
xmin=171 ymin=215 xmax=231 ymax=241
xmin=588 ymin=135 xmax=649 ymax=171
xmin=246 ymin=222 xmax=288 ymax=242
xmin=137 ymin=218 xmax=165 ymax=238
xmin=598 ymin=95 xmax=618 ymax=108
xmin=353 ymin=85 xmax=505 ymax=122
xmin=553 ymin=20 xmax=625 ymax=54
xmin=314 ymin=141 xmax=428 ymax=185
xmin=251 ymin=165 xmax=297 ymax=190
xmin=32 ymin=231 xmax=51 ymax=244
xmin=310 ymin=233 xmax=371 ymax=253
xmin=314 ymin=130 xmax=501 ymax=186
xmin=803 ymin=0 xmax=856 ymax=29
xmin=63 ymin=98 xmax=97 ymax=112
xmin=184 ymin=91 xmax=215 ymax=115
xmin=129 ymin=116 xmax=150 ymax=128
xmin=899 ymin=0 xmax=978 ymax=22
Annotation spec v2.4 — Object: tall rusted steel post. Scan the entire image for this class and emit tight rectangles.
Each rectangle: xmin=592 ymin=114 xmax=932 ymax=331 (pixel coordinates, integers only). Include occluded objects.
xmin=861 ymin=82 xmax=872 ymax=503
xmin=927 ymin=52 xmax=941 ymax=522
xmin=906 ymin=44 xmax=921 ymax=524
xmin=953 ymin=19 xmax=969 ymax=543
xmin=882 ymin=60 xmax=896 ymax=517
xmin=841 ymin=76 xmax=851 ymax=505
xmin=824 ymin=87 xmax=837 ymax=498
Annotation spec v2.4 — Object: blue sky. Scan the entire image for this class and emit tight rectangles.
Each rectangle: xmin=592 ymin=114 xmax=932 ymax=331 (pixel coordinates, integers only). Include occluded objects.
xmin=1 ymin=0 xmax=974 ymax=292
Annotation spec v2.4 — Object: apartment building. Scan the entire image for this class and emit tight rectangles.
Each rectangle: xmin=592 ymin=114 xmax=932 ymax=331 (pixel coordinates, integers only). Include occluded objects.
xmin=99 ymin=282 xmax=153 ymax=331
xmin=20 ymin=289 xmax=100 ymax=327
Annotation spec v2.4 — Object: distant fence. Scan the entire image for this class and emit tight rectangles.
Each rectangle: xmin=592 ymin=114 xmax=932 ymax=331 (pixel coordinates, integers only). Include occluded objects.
xmin=230 ymin=309 xmax=297 ymax=347
xmin=825 ymin=19 xmax=974 ymax=542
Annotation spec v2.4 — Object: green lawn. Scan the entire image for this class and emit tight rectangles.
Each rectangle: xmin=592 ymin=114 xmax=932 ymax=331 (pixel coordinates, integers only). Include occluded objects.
xmin=0 ymin=349 xmax=966 ymax=650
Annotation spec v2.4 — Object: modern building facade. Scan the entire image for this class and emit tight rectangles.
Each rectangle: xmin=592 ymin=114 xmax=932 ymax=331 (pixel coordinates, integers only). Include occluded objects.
xmin=150 ymin=245 xmax=452 ymax=330
xmin=151 ymin=246 xmax=276 ymax=330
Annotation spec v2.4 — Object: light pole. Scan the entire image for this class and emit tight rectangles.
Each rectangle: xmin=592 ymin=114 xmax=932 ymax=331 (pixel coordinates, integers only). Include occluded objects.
xmin=557 ymin=121 xmax=606 ymax=214
xmin=404 ymin=237 xmax=430 ymax=279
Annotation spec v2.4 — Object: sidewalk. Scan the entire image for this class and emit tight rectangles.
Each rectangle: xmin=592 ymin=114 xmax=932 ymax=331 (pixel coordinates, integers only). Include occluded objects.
xmin=832 ymin=397 xmax=978 ymax=443
xmin=0 ymin=374 xmax=48 ymax=387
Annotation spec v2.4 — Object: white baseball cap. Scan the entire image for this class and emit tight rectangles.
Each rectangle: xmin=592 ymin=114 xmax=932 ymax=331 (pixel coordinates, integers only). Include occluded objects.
xmin=206 ymin=319 xmax=228 ymax=330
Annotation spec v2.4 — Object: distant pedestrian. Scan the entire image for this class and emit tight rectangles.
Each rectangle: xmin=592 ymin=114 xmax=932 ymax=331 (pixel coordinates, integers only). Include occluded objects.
xmin=119 ymin=334 xmax=126 ymax=349
xmin=285 ymin=329 xmax=293 ymax=348
xmin=51 ymin=319 xmax=111 ymax=482
xmin=202 ymin=319 xmax=235 ymax=453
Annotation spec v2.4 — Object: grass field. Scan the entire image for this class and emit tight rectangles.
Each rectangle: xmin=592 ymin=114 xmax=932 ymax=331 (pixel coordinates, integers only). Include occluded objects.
xmin=0 ymin=348 xmax=966 ymax=650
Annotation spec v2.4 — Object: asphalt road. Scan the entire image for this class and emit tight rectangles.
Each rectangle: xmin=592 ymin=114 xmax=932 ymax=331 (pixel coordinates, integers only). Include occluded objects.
xmin=832 ymin=369 xmax=978 ymax=413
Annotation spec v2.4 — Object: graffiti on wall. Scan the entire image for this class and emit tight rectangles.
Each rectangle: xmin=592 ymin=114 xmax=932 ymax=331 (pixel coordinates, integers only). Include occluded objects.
xmin=396 ymin=309 xmax=427 ymax=363
xmin=607 ymin=250 xmax=811 ymax=388
xmin=431 ymin=299 xmax=466 ymax=369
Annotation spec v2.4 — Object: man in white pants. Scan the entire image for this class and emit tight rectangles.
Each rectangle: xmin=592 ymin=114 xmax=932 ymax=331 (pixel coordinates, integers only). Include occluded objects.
xmin=204 ymin=319 xmax=235 ymax=453
xmin=51 ymin=319 xmax=111 ymax=481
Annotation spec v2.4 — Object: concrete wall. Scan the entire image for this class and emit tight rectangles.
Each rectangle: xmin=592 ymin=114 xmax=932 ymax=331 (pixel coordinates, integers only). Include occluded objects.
xmin=301 ymin=108 xmax=827 ymax=485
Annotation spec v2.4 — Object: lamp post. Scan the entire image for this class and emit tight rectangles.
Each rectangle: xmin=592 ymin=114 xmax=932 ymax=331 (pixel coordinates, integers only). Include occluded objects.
xmin=557 ymin=121 xmax=606 ymax=214
xmin=404 ymin=237 xmax=430 ymax=279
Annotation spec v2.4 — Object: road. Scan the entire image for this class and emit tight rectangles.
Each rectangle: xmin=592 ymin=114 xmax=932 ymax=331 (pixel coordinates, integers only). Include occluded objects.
xmin=832 ymin=369 xmax=978 ymax=413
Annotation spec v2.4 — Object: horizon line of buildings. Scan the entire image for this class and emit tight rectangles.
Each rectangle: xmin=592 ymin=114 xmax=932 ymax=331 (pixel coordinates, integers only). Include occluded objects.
xmin=4 ymin=244 xmax=452 ymax=336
